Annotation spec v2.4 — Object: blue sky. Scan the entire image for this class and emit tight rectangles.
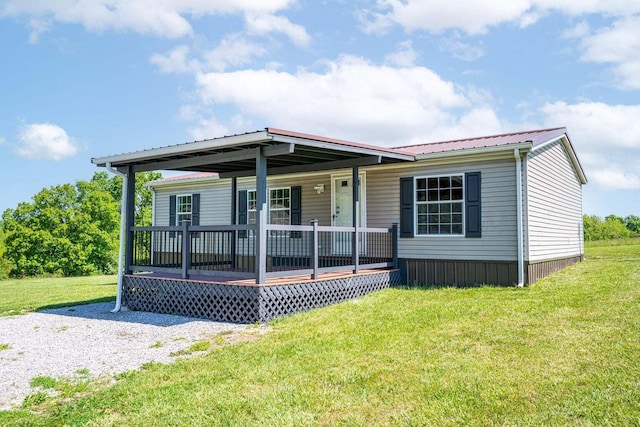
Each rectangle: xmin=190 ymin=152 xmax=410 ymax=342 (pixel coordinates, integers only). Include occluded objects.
xmin=1 ymin=0 xmax=639 ymax=217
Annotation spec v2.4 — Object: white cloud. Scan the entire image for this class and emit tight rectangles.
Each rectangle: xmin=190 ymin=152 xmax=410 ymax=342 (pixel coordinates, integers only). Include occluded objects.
xmin=16 ymin=123 xmax=78 ymax=161
xmin=150 ymin=45 xmax=201 ymax=74
xmin=439 ymin=32 xmax=485 ymax=61
xmin=0 ymin=137 xmax=6 ymax=145
xmin=578 ymin=15 xmax=640 ymax=89
xmin=1 ymin=0 xmax=298 ymax=39
xmin=245 ymin=13 xmax=310 ymax=47
xmin=203 ymin=34 xmax=268 ymax=72
xmin=150 ymin=35 xmax=268 ymax=75
xmin=362 ymin=0 xmax=640 ymax=35
xmin=385 ymin=40 xmax=419 ymax=67
xmin=193 ymin=55 xmax=504 ymax=146
xmin=541 ymin=101 xmax=640 ymax=189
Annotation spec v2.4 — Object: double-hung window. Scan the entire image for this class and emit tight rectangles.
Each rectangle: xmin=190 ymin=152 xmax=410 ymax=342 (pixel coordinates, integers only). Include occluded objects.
xmin=175 ymin=194 xmax=193 ymax=225
xmin=246 ymin=188 xmax=291 ymax=226
xmin=416 ymin=175 xmax=464 ymax=235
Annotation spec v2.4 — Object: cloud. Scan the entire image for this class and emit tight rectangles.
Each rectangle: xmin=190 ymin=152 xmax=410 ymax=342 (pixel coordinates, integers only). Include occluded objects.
xmin=362 ymin=0 xmax=640 ymax=35
xmin=1 ymin=0 xmax=298 ymax=39
xmin=385 ymin=40 xmax=419 ymax=67
xmin=245 ymin=13 xmax=311 ymax=47
xmin=439 ymin=32 xmax=485 ymax=61
xmin=16 ymin=123 xmax=78 ymax=161
xmin=541 ymin=101 xmax=640 ymax=189
xmin=150 ymin=45 xmax=201 ymax=74
xmin=192 ymin=55 xmax=505 ymax=145
xmin=577 ymin=15 xmax=640 ymax=90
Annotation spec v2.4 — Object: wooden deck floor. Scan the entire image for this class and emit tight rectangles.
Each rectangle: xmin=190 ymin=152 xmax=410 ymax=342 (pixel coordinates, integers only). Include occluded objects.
xmin=130 ymin=268 xmax=395 ymax=287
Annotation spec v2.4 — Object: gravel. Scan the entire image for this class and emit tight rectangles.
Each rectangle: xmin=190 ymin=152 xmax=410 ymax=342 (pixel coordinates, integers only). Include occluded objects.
xmin=0 ymin=303 xmax=252 ymax=410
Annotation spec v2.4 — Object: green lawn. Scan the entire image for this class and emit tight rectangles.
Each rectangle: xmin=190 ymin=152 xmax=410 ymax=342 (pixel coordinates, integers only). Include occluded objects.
xmin=2 ymin=244 xmax=640 ymax=426
xmin=0 ymin=275 xmax=116 ymax=316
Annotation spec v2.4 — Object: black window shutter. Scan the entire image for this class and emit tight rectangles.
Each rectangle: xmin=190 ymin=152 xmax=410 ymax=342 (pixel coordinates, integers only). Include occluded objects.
xmin=465 ymin=172 xmax=481 ymax=238
xmin=290 ymin=186 xmax=302 ymax=238
xmin=169 ymin=195 xmax=176 ymax=237
xmin=400 ymin=177 xmax=414 ymax=238
xmin=191 ymin=193 xmax=200 ymax=226
xmin=191 ymin=193 xmax=200 ymax=239
xmin=238 ymin=190 xmax=248 ymax=238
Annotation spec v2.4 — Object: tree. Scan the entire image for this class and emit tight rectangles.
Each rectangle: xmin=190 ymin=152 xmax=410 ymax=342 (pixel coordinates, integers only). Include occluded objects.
xmin=583 ymin=214 xmax=632 ymax=241
xmin=625 ymin=215 xmax=640 ymax=235
xmin=1 ymin=171 xmax=161 ymax=278
xmin=0 ymin=221 xmax=11 ymax=279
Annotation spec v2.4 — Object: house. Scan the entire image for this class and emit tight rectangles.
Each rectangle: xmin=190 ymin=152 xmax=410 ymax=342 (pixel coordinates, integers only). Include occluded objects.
xmin=92 ymin=127 xmax=586 ymax=323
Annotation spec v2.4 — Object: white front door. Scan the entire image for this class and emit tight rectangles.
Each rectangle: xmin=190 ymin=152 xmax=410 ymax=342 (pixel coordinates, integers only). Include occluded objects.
xmin=332 ymin=174 xmax=365 ymax=254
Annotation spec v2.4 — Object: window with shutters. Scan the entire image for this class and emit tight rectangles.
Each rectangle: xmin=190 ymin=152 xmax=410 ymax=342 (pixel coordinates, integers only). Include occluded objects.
xmin=415 ymin=175 xmax=464 ymax=235
xmin=246 ymin=187 xmax=291 ymax=233
xmin=175 ymin=194 xmax=193 ymax=225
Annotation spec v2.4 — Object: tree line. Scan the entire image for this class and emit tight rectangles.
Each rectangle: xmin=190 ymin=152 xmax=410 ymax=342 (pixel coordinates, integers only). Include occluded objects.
xmin=583 ymin=214 xmax=640 ymax=241
xmin=0 ymin=172 xmax=160 ymax=279
xmin=0 ymin=178 xmax=638 ymax=279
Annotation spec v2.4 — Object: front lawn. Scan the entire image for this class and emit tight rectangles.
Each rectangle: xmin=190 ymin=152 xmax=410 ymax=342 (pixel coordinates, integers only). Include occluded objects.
xmin=2 ymin=244 xmax=639 ymax=425
xmin=0 ymin=275 xmax=116 ymax=316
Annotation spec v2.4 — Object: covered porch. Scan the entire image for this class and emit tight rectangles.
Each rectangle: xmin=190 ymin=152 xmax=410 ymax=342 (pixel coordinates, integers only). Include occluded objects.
xmin=92 ymin=128 xmax=414 ymax=322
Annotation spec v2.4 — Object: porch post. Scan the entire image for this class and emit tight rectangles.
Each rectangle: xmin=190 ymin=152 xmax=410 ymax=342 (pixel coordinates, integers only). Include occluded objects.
xmin=231 ymin=177 xmax=237 ymax=269
xmin=311 ymin=219 xmax=319 ymax=279
xmin=181 ymin=220 xmax=190 ymax=279
xmin=124 ymin=166 xmax=136 ymax=275
xmin=352 ymin=166 xmax=360 ymax=274
xmin=255 ymin=148 xmax=267 ymax=284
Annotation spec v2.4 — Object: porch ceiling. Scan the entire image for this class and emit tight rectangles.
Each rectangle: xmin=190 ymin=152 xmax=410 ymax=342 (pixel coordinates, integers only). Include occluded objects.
xmin=92 ymin=128 xmax=416 ymax=176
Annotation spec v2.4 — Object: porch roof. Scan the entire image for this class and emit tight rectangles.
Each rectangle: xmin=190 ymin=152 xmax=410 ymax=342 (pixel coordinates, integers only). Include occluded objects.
xmin=91 ymin=127 xmax=416 ymax=177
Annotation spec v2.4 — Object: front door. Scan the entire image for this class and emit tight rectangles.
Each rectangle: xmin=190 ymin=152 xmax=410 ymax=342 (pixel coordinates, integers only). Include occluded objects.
xmin=332 ymin=174 xmax=365 ymax=254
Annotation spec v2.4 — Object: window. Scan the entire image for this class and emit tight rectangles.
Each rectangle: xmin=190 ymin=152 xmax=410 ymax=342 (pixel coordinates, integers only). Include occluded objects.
xmin=246 ymin=187 xmax=291 ymax=225
xmin=416 ymin=175 xmax=464 ymax=235
xmin=175 ymin=194 xmax=192 ymax=225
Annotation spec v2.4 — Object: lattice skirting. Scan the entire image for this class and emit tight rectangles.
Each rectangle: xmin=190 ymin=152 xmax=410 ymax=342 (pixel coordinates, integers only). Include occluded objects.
xmin=122 ymin=270 xmax=400 ymax=323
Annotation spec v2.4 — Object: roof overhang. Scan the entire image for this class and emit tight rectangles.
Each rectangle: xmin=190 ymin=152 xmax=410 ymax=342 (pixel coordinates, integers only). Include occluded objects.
xmin=91 ymin=128 xmax=416 ymax=176
xmin=413 ymin=141 xmax=534 ymax=161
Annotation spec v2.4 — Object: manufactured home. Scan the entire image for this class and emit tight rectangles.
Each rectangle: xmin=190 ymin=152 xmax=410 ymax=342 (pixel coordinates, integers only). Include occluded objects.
xmin=92 ymin=127 xmax=586 ymax=322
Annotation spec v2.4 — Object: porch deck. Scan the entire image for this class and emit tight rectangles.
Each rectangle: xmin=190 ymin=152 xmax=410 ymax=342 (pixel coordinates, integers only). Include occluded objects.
xmin=122 ymin=268 xmax=400 ymax=323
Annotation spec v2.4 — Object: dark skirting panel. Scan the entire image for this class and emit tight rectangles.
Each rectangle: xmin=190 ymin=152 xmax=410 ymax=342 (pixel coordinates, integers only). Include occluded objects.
xmin=525 ymin=255 xmax=584 ymax=285
xmin=402 ymin=255 xmax=584 ymax=287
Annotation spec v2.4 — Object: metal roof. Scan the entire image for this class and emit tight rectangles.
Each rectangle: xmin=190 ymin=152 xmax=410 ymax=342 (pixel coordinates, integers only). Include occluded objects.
xmin=92 ymin=126 xmax=585 ymax=184
xmin=395 ymin=127 xmax=567 ymax=155
xmin=92 ymin=128 xmax=415 ymax=177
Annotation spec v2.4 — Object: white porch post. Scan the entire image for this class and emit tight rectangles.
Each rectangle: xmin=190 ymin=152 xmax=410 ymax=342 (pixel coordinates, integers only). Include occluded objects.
xmin=352 ymin=166 xmax=360 ymax=274
xmin=255 ymin=148 xmax=267 ymax=284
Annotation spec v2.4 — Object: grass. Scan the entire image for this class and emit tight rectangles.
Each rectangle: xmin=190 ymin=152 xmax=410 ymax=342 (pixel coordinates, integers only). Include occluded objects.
xmin=0 ymin=275 xmax=116 ymax=316
xmin=2 ymin=244 xmax=640 ymax=425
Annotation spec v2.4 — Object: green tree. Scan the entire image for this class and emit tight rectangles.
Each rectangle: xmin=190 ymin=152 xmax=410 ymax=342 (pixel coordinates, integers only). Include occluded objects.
xmin=625 ymin=215 xmax=640 ymax=235
xmin=583 ymin=214 xmax=632 ymax=241
xmin=1 ymin=171 xmax=161 ymax=278
xmin=0 ymin=221 xmax=11 ymax=279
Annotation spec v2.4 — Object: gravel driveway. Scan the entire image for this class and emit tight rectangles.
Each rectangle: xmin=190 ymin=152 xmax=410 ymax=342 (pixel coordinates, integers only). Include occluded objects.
xmin=0 ymin=303 xmax=253 ymax=410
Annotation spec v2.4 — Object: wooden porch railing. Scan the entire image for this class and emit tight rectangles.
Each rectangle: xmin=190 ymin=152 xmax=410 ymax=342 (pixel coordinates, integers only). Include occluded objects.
xmin=129 ymin=222 xmax=398 ymax=282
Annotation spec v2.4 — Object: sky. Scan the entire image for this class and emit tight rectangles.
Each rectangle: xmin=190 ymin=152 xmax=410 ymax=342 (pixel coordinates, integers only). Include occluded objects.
xmin=1 ymin=0 xmax=639 ymax=218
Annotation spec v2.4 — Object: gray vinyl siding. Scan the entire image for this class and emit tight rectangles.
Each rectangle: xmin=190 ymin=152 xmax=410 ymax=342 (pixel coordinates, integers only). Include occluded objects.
xmin=526 ymin=142 xmax=584 ymax=261
xmin=154 ymin=180 xmax=232 ymax=226
xmin=366 ymin=158 xmax=518 ymax=261
xmin=154 ymin=174 xmax=334 ymax=227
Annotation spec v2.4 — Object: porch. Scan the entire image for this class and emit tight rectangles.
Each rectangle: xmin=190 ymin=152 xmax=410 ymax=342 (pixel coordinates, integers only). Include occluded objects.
xmin=93 ymin=128 xmax=415 ymax=321
xmin=125 ymin=222 xmax=400 ymax=322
